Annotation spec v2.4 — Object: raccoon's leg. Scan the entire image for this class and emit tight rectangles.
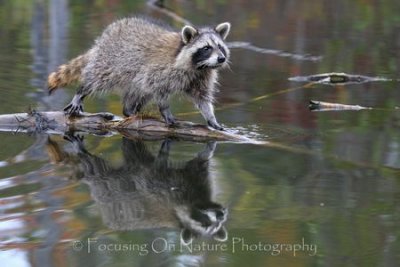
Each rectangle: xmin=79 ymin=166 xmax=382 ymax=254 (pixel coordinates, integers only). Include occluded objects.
xmin=155 ymin=138 xmax=171 ymax=169
xmin=185 ymin=141 xmax=215 ymax=177
xmin=122 ymin=100 xmax=143 ymax=117
xmin=190 ymin=97 xmax=223 ymax=131
xmin=197 ymin=141 xmax=217 ymax=160
xmin=122 ymin=93 xmax=150 ymax=117
xmin=158 ymin=98 xmax=176 ymax=125
xmin=202 ymin=102 xmax=223 ymax=130
xmin=63 ymin=132 xmax=111 ymax=178
xmin=63 ymin=85 xmax=88 ymax=116
xmin=159 ymin=105 xmax=176 ymax=125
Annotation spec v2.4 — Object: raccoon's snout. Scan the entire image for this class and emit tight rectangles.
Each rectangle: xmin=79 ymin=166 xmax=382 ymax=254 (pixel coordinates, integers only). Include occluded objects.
xmin=217 ymin=56 xmax=226 ymax=64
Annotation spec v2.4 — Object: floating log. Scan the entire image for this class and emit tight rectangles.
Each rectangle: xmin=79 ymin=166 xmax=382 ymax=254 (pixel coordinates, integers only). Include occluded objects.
xmin=0 ymin=111 xmax=253 ymax=142
xmin=289 ymin=72 xmax=389 ymax=85
xmin=309 ymin=100 xmax=371 ymax=111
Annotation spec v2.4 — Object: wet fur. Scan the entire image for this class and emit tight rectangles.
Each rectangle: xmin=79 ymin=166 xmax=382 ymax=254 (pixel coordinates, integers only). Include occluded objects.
xmin=47 ymin=17 xmax=231 ymax=130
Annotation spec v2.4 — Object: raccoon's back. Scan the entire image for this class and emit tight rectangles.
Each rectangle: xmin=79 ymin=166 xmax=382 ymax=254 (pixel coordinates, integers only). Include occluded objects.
xmin=81 ymin=17 xmax=182 ymax=92
xmin=93 ymin=18 xmax=180 ymax=67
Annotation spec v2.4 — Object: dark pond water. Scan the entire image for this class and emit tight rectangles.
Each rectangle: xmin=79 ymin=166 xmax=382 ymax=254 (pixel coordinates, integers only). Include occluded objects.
xmin=1 ymin=0 xmax=400 ymax=266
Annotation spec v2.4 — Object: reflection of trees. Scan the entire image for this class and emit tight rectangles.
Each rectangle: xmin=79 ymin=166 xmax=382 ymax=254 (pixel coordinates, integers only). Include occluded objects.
xmin=31 ymin=0 xmax=69 ymax=111
xmin=219 ymin=140 xmax=400 ymax=266
xmin=214 ymin=0 xmax=400 ymax=125
xmin=29 ymin=1 xmax=71 ymax=267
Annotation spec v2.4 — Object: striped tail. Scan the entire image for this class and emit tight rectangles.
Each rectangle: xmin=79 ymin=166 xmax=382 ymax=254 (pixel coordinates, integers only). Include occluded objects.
xmin=48 ymin=54 xmax=87 ymax=94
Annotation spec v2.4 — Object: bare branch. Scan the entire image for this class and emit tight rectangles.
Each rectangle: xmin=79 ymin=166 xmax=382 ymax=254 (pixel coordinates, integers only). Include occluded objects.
xmin=147 ymin=0 xmax=192 ymax=25
xmin=227 ymin=41 xmax=322 ymax=62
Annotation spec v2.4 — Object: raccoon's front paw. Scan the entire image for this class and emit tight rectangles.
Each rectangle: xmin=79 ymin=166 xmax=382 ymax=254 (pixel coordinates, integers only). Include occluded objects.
xmin=63 ymin=102 xmax=83 ymax=116
xmin=159 ymin=106 xmax=177 ymax=126
xmin=63 ymin=131 xmax=86 ymax=152
xmin=163 ymin=115 xmax=177 ymax=126
xmin=207 ymin=120 xmax=224 ymax=131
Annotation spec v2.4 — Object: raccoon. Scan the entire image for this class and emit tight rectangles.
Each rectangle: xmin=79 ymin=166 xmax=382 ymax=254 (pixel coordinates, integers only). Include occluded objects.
xmin=48 ymin=17 xmax=231 ymax=130
xmin=54 ymin=135 xmax=228 ymax=244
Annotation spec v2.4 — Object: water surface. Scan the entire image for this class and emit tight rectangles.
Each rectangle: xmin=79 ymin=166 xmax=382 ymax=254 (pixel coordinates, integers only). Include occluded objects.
xmin=1 ymin=1 xmax=400 ymax=266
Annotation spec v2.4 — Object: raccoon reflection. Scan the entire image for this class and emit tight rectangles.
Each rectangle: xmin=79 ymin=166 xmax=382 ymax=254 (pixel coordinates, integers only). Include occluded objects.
xmin=68 ymin=137 xmax=227 ymax=243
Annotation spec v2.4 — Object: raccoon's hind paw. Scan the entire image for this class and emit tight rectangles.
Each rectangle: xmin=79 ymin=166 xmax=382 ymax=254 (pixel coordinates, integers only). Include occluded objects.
xmin=63 ymin=102 xmax=84 ymax=116
xmin=164 ymin=116 xmax=177 ymax=126
xmin=160 ymin=108 xmax=177 ymax=126
xmin=207 ymin=120 xmax=224 ymax=131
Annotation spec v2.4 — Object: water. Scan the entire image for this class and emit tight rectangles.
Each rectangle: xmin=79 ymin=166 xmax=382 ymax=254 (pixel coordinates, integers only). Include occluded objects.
xmin=1 ymin=0 xmax=400 ymax=266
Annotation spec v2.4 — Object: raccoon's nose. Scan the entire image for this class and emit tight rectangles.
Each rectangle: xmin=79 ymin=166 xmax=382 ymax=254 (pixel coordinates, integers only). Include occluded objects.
xmin=217 ymin=56 xmax=226 ymax=63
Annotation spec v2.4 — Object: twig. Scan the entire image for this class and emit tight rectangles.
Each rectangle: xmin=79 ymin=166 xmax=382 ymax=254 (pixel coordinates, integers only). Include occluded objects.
xmin=178 ymin=82 xmax=316 ymax=117
xmin=147 ymin=0 xmax=192 ymax=25
xmin=227 ymin=41 xmax=322 ymax=62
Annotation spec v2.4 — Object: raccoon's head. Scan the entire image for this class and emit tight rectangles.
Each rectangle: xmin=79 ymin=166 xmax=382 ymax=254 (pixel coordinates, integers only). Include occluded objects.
xmin=175 ymin=22 xmax=231 ymax=70
xmin=176 ymin=203 xmax=228 ymax=245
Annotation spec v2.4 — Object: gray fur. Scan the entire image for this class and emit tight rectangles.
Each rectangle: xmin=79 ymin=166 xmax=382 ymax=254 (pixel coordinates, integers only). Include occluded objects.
xmin=64 ymin=136 xmax=228 ymax=242
xmin=64 ymin=17 xmax=231 ymax=130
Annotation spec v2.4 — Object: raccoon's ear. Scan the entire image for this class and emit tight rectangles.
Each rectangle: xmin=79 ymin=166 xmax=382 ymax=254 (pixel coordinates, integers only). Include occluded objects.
xmin=180 ymin=228 xmax=194 ymax=245
xmin=181 ymin=25 xmax=198 ymax=44
xmin=215 ymin=22 xmax=231 ymax=40
xmin=213 ymin=226 xmax=228 ymax=242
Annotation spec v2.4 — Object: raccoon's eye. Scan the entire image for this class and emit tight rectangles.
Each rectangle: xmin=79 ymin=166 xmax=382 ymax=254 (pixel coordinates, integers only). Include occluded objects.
xmin=202 ymin=45 xmax=212 ymax=51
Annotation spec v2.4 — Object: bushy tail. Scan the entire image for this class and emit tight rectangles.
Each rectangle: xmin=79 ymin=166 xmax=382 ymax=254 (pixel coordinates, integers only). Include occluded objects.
xmin=48 ymin=54 xmax=88 ymax=94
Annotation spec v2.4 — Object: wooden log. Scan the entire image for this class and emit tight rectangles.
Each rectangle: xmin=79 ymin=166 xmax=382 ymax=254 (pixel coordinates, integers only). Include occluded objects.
xmin=309 ymin=100 xmax=371 ymax=112
xmin=289 ymin=72 xmax=389 ymax=85
xmin=0 ymin=111 xmax=253 ymax=142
